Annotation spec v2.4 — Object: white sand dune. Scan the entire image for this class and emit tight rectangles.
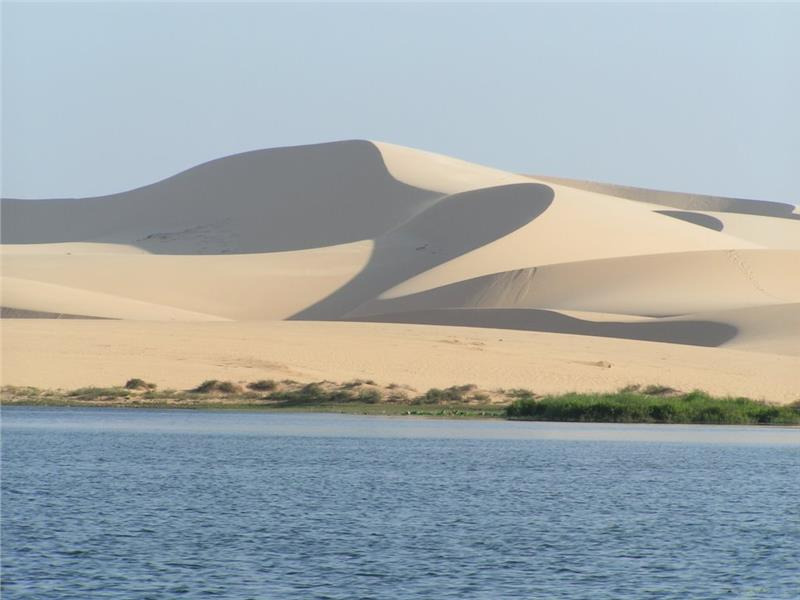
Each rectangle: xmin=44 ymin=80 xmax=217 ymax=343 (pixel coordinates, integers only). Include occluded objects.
xmin=656 ymin=211 xmax=800 ymax=249
xmin=2 ymin=140 xmax=798 ymax=401
xmin=698 ymin=303 xmax=800 ymax=356
xmin=2 ymin=277 xmax=227 ymax=321
xmin=1 ymin=141 xmax=441 ymax=254
xmin=2 ymin=241 xmax=372 ymax=320
xmin=356 ymin=250 xmax=800 ymax=317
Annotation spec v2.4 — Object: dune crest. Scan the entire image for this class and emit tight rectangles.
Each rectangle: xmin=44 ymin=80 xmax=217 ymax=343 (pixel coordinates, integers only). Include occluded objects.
xmin=3 ymin=140 xmax=798 ymax=400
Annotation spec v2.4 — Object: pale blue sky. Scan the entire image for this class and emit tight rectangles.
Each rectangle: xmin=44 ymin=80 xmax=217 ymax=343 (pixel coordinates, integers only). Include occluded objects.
xmin=3 ymin=2 xmax=799 ymax=203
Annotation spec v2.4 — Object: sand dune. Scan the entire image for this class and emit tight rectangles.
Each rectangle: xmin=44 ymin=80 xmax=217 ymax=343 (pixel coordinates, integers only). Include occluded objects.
xmin=660 ymin=211 xmax=800 ymax=249
xmin=2 ymin=241 xmax=372 ymax=320
xmin=2 ymin=140 xmax=798 ymax=401
xmin=356 ymin=250 xmax=800 ymax=317
xmin=2 ymin=141 xmax=440 ymax=254
xmin=351 ymin=308 xmax=739 ymax=348
xmin=2 ymin=277 xmax=227 ymax=321
xmin=351 ymin=304 xmax=800 ymax=357
xmin=697 ymin=303 xmax=800 ymax=356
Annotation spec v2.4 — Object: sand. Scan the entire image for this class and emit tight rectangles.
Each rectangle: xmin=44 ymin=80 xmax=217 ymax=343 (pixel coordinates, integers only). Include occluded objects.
xmin=2 ymin=140 xmax=799 ymax=402
xmin=3 ymin=320 xmax=798 ymax=403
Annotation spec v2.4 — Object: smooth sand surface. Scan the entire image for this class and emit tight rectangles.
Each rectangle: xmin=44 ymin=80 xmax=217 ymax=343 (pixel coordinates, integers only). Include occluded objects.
xmin=2 ymin=241 xmax=372 ymax=320
xmin=3 ymin=320 xmax=799 ymax=403
xmin=2 ymin=140 xmax=799 ymax=401
xmin=357 ymin=250 xmax=800 ymax=318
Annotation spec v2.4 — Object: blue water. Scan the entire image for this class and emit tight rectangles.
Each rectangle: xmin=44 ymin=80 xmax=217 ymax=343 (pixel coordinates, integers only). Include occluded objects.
xmin=2 ymin=408 xmax=799 ymax=599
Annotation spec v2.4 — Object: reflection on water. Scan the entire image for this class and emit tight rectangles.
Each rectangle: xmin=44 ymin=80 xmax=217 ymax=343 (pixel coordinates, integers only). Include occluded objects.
xmin=2 ymin=407 xmax=799 ymax=599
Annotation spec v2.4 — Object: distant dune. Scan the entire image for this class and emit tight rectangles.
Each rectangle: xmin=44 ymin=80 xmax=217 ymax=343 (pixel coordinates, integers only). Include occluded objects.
xmin=2 ymin=141 xmax=799 ymax=401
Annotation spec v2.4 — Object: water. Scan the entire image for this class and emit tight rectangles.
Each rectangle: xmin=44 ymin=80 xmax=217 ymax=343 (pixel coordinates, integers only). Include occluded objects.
xmin=2 ymin=407 xmax=799 ymax=599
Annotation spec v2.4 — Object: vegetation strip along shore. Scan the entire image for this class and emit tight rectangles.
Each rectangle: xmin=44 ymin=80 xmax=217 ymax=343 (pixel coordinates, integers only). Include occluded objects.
xmin=2 ymin=379 xmax=798 ymax=425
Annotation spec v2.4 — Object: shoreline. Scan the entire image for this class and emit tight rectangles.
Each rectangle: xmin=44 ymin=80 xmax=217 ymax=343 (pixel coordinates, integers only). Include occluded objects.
xmin=0 ymin=400 xmax=504 ymax=419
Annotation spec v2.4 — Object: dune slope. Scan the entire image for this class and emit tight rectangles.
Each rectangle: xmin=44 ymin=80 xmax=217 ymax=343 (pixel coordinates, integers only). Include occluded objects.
xmin=2 ymin=141 xmax=440 ymax=254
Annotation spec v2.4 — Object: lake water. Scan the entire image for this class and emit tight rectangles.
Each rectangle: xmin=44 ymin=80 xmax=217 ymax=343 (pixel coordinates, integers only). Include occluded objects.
xmin=2 ymin=407 xmax=798 ymax=599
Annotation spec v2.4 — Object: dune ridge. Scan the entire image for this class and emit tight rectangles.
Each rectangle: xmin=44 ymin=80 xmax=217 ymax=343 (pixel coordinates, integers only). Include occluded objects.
xmin=2 ymin=140 xmax=798 ymax=400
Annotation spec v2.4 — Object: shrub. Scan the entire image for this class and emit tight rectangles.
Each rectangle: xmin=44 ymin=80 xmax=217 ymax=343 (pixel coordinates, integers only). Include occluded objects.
xmin=342 ymin=379 xmax=378 ymax=389
xmin=386 ymin=390 xmax=410 ymax=403
xmin=247 ymin=379 xmax=277 ymax=391
xmin=125 ymin=378 xmax=156 ymax=390
xmin=192 ymin=380 xmax=242 ymax=394
xmin=300 ymin=382 xmax=324 ymax=400
xmin=355 ymin=388 xmax=382 ymax=404
xmin=193 ymin=380 xmax=219 ymax=393
xmin=451 ymin=384 xmax=477 ymax=394
xmin=506 ymin=388 xmax=537 ymax=400
xmin=216 ymin=381 xmax=242 ymax=394
xmin=268 ymin=383 xmax=357 ymax=406
xmin=415 ymin=385 xmax=479 ymax=404
xmin=415 ymin=388 xmax=447 ymax=404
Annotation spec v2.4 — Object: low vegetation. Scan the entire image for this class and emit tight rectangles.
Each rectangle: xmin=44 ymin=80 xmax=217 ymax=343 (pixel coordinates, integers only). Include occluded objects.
xmin=266 ymin=382 xmax=381 ymax=406
xmin=506 ymin=390 xmax=800 ymax=425
xmin=247 ymin=379 xmax=277 ymax=391
xmin=414 ymin=384 xmax=479 ymax=404
xmin=192 ymin=380 xmax=243 ymax=394
xmin=68 ymin=387 xmax=132 ymax=400
xmin=2 ymin=380 xmax=798 ymax=425
xmin=125 ymin=378 xmax=156 ymax=391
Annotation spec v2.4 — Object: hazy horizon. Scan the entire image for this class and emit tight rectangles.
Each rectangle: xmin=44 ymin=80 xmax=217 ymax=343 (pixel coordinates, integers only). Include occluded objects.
xmin=3 ymin=3 xmax=799 ymax=204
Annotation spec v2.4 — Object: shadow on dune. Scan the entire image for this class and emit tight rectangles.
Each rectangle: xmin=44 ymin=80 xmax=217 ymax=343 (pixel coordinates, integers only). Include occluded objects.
xmin=532 ymin=175 xmax=800 ymax=219
xmin=0 ymin=141 xmax=441 ymax=254
xmin=0 ymin=307 xmax=108 ymax=320
xmin=291 ymin=183 xmax=555 ymax=320
xmin=349 ymin=248 xmax=800 ymax=320
xmin=656 ymin=210 xmax=724 ymax=231
xmin=349 ymin=308 xmax=739 ymax=347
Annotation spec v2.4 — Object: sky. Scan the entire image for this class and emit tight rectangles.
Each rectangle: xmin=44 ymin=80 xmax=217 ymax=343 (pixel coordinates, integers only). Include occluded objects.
xmin=2 ymin=2 xmax=799 ymax=203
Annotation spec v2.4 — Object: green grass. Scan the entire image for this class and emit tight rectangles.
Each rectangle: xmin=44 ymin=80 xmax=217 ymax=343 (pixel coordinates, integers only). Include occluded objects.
xmin=506 ymin=390 xmax=800 ymax=425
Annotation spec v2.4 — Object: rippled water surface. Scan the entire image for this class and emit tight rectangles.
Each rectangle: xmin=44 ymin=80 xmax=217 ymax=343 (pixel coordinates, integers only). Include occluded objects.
xmin=2 ymin=407 xmax=799 ymax=599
